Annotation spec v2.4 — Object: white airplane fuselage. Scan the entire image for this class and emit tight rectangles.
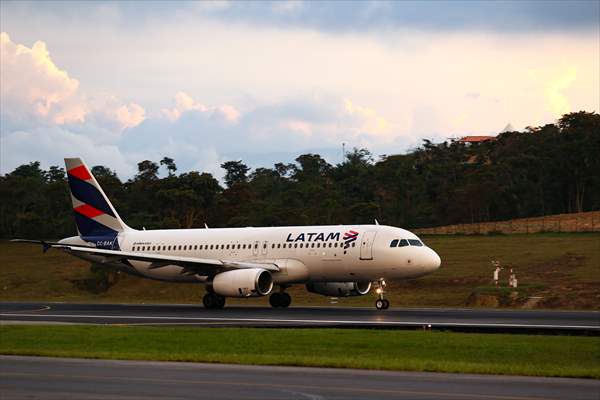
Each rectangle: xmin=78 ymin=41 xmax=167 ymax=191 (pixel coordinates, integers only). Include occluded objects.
xmin=62 ymin=224 xmax=441 ymax=285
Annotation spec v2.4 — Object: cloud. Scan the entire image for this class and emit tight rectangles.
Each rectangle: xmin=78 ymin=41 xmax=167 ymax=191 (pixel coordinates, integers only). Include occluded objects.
xmin=544 ymin=67 xmax=578 ymax=117
xmin=0 ymin=31 xmax=146 ymax=134
xmin=0 ymin=127 xmax=135 ymax=177
xmin=0 ymin=31 xmax=84 ymax=126
xmin=161 ymin=92 xmax=240 ymax=123
xmin=344 ymin=98 xmax=391 ymax=138
xmin=272 ymin=1 xmax=303 ymax=14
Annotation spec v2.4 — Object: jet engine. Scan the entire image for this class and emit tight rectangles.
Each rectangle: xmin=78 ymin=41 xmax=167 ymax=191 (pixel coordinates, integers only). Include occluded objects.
xmin=306 ymin=281 xmax=371 ymax=297
xmin=212 ymin=268 xmax=273 ymax=297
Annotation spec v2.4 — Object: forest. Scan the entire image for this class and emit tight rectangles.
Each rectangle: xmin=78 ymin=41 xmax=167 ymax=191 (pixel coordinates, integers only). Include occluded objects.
xmin=1 ymin=111 xmax=598 ymax=239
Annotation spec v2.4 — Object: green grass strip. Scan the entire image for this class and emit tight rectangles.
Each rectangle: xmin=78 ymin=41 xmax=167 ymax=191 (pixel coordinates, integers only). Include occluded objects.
xmin=1 ymin=325 xmax=599 ymax=378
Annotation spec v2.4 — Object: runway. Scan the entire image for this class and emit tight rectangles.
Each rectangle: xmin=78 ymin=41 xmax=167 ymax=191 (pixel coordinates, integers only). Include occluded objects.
xmin=1 ymin=355 xmax=598 ymax=400
xmin=1 ymin=302 xmax=598 ymax=334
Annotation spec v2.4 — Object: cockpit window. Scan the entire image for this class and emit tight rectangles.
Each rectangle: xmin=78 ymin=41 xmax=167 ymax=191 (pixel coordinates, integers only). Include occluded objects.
xmin=398 ymin=239 xmax=409 ymax=247
xmin=390 ymin=239 xmax=399 ymax=247
xmin=408 ymin=239 xmax=423 ymax=246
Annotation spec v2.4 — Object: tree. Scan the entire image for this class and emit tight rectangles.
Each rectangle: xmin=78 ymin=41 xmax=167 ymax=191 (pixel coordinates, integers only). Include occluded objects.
xmin=160 ymin=157 xmax=177 ymax=177
xmin=221 ymin=161 xmax=250 ymax=188
xmin=135 ymin=160 xmax=159 ymax=181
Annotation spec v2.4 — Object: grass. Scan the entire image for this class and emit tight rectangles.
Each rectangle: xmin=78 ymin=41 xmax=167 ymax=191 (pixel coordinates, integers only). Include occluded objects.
xmin=1 ymin=233 xmax=599 ymax=309
xmin=1 ymin=325 xmax=599 ymax=378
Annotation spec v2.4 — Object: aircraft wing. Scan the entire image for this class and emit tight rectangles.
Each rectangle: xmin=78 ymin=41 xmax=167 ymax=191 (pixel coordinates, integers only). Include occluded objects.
xmin=11 ymin=240 xmax=280 ymax=276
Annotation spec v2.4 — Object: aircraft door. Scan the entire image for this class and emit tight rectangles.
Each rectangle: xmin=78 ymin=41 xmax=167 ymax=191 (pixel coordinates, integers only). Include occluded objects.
xmin=360 ymin=231 xmax=377 ymax=260
xmin=252 ymin=241 xmax=259 ymax=256
xmin=262 ymin=241 xmax=269 ymax=255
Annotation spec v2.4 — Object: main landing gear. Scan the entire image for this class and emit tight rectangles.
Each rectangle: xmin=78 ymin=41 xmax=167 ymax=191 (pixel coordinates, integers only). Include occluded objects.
xmin=203 ymin=287 xmax=225 ymax=309
xmin=269 ymin=287 xmax=291 ymax=308
xmin=375 ymin=279 xmax=390 ymax=310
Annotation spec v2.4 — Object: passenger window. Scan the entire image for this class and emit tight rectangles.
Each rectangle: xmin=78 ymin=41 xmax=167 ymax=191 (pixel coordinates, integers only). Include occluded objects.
xmin=254 ymin=244 xmax=258 ymax=249
xmin=311 ymin=243 xmax=315 ymax=248
xmin=294 ymin=243 xmax=298 ymax=248
xmin=271 ymin=244 xmax=275 ymax=249
xmin=277 ymin=244 xmax=281 ymax=249
xmin=263 ymin=243 xmax=267 ymax=249
xmin=334 ymin=243 xmax=338 ymax=248
xmin=390 ymin=239 xmax=399 ymax=247
xmin=283 ymin=243 xmax=287 ymax=249
xmin=408 ymin=239 xmax=423 ymax=247
xmin=299 ymin=243 xmax=303 ymax=248
xmin=317 ymin=243 xmax=321 ymax=248
xmin=237 ymin=244 xmax=241 ymax=249
xmin=352 ymin=242 xmax=356 ymax=247
xmin=226 ymin=244 xmax=230 ymax=250
xmin=398 ymin=239 xmax=409 ymax=247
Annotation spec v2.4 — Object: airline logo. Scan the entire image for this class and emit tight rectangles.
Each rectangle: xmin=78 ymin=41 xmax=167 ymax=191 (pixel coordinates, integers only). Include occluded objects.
xmin=285 ymin=229 xmax=361 ymax=249
xmin=65 ymin=158 xmax=122 ymax=246
xmin=343 ymin=230 xmax=359 ymax=249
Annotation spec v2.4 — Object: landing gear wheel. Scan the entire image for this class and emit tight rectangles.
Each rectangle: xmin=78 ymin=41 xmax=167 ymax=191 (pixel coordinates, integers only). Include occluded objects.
xmin=374 ymin=278 xmax=389 ymax=310
xmin=269 ymin=292 xmax=292 ymax=308
xmin=203 ymin=293 xmax=226 ymax=309
xmin=269 ymin=292 xmax=282 ymax=307
xmin=280 ymin=292 xmax=291 ymax=308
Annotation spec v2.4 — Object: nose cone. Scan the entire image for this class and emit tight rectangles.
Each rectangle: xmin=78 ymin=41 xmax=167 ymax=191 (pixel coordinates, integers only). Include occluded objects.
xmin=423 ymin=247 xmax=441 ymax=273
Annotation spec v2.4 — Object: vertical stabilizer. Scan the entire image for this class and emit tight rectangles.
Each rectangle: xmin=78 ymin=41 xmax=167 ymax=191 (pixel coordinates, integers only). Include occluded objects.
xmin=64 ymin=158 xmax=131 ymax=241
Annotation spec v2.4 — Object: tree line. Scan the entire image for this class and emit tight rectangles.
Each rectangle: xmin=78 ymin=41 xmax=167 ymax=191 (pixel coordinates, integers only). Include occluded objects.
xmin=1 ymin=111 xmax=598 ymax=239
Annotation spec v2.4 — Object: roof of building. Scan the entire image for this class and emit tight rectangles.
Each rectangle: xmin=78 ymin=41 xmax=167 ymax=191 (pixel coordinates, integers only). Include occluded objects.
xmin=458 ymin=135 xmax=497 ymax=143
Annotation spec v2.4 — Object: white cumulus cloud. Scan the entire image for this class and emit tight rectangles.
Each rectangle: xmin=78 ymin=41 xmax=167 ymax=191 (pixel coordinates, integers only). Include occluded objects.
xmin=0 ymin=32 xmax=146 ymax=134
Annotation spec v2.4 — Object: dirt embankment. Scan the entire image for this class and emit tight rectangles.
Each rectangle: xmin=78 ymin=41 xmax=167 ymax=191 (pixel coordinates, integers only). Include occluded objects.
xmin=414 ymin=211 xmax=600 ymax=235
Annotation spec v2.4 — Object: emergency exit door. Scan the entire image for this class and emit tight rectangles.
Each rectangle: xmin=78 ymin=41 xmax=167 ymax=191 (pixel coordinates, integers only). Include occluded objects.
xmin=360 ymin=231 xmax=377 ymax=260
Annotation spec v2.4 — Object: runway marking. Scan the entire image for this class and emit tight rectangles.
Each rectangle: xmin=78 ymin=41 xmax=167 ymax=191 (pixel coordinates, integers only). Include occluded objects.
xmin=0 ymin=371 xmax=566 ymax=400
xmin=0 ymin=305 xmax=51 ymax=314
xmin=0 ymin=313 xmax=598 ymax=330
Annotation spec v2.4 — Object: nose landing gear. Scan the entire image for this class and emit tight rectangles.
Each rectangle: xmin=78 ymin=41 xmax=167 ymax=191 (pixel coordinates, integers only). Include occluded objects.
xmin=375 ymin=279 xmax=390 ymax=310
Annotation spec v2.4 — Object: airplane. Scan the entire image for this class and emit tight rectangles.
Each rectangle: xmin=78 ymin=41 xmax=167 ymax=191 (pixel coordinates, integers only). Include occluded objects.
xmin=14 ymin=158 xmax=441 ymax=310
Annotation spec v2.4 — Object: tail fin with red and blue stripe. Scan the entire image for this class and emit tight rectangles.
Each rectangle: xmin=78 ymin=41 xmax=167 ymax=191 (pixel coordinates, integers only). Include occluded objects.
xmin=64 ymin=158 xmax=131 ymax=246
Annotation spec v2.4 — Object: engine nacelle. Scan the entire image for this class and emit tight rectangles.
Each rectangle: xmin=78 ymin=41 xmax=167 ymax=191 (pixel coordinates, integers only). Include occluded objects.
xmin=212 ymin=268 xmax=273 ymax=297
xmin=306 ymin=281 xmax=371 ymax=297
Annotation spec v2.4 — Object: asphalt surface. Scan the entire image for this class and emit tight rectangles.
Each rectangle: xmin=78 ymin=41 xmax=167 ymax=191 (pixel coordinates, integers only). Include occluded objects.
xmin=1 ymin=302 xmax=598 ymax=334
xmin=1 ymin=356 xmax=598 ymax=400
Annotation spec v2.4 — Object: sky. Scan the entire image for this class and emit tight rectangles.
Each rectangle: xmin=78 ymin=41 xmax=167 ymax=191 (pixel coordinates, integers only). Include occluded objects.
xmin=1 ymin=0 xmax=599 ymax=179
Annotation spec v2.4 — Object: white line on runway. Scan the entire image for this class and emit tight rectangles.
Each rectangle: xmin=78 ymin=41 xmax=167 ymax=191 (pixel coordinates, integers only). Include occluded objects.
xmin=1 ymin=313 xmax=598 ymax=330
